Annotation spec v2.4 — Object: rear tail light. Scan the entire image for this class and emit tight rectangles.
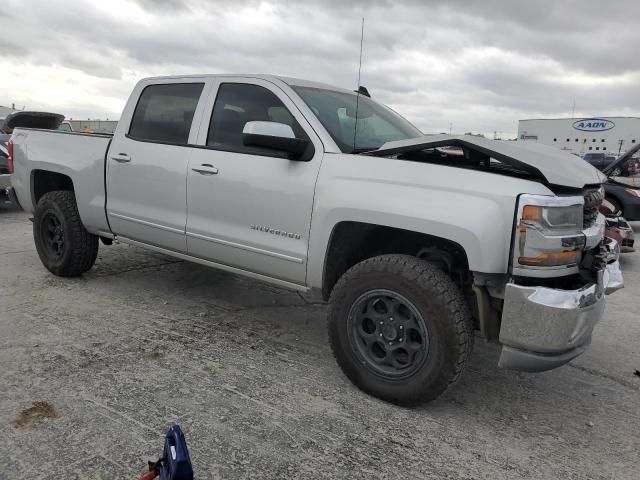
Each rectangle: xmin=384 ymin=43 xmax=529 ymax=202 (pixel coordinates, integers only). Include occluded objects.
xmin=7 ymin=140 xmax=14 ymax=174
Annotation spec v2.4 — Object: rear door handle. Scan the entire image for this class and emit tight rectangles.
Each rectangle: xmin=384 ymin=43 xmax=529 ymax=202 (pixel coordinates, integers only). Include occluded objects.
xmin=111 ymin=153 xmax=131 ymax=163
xmin=192 ymin=164 xmax=219 ymax=175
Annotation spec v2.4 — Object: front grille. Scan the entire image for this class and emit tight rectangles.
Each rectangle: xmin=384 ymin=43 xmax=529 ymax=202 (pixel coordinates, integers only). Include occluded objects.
xmin=583 ymin=188 xmax=603 ymax=228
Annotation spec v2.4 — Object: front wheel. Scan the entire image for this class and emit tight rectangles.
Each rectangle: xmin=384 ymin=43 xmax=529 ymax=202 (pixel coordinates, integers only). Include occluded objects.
xmin=33 ymin=190 xmax=99 ymax=277
xmin=327 ymin=255 xmax=473 ymax=406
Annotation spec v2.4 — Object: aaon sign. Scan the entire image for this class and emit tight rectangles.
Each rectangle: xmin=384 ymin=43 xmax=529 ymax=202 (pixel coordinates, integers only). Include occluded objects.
xmin=572 ymin=118 xmax=615 ymax=132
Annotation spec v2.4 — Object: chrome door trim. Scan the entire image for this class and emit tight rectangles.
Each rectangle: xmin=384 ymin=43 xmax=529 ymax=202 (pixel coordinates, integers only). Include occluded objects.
xmin=186 ymin=231 xmax=304 ymax=264
xmin=116 ymin=236 xmax=309 ymax=292
xmin=108 ymin=212 xmax=184 ymax=235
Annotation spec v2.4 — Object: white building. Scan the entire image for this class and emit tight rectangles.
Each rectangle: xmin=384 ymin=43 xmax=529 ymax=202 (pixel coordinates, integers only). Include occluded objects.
xmin=518 ymin=117 xmax=639 ymax=156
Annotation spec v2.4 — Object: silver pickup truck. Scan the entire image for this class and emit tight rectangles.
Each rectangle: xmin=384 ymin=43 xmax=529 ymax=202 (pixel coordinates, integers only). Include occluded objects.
xmin=8 ymin=74 xmax=623 ymax=405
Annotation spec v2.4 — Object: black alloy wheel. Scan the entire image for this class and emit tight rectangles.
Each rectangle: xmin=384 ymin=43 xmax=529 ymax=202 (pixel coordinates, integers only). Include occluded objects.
xmin=348 ymin=289 xmax=429 ymax=380
xmin=40 ymin=211 xmax=66 ymax=259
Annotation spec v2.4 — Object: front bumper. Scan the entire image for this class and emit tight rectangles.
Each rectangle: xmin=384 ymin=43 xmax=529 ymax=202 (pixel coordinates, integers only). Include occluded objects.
xmin=498 ymin=258 xmax=623 ymax=372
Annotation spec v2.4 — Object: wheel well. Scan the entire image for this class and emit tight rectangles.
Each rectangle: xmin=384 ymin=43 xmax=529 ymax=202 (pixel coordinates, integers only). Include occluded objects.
xmin=321 ymin=221 xmax=470 ymax=300
xmin=32 ymin=170 xmax=74 ymax=205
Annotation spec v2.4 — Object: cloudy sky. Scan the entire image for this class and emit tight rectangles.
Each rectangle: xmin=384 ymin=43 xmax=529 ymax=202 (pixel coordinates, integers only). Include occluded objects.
xmin=1 ymin=0 xmax=639 ymax=137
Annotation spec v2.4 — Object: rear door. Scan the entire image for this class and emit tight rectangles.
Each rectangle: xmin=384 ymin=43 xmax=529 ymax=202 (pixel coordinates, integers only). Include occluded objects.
xmin=185 ymin=78 xmax=324 ymax=284
xmin=106 ymin=80 xmax=208 ymax=252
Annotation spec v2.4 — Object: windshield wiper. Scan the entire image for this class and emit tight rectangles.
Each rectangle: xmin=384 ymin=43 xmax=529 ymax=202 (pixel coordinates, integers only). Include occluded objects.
xmin=352 ymin=147 xmax=378 ymax=154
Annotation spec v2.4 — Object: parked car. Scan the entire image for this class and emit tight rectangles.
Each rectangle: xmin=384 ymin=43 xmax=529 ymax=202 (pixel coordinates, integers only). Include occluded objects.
xmin=601 ymin=144 xmax=640 ymax=220
xmin=0 ymin=134 xmax=10 ymax=198
xmin=8 ymin=74 xmax=623 ymax=405
xmin=57 ymin=120 xmax=73 ymax=132
xmin=583 ymin=152 xmax=637 ymax=176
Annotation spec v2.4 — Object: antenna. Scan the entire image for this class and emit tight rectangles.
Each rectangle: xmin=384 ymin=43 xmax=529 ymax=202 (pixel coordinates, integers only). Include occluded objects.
xmin=571 ymin=99 xmax=576 ymax=118
xmin=353 ymin=17 xmax=365 ymax=152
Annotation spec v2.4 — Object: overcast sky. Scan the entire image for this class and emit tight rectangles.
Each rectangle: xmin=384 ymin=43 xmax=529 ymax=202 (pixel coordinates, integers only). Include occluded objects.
xmin=1 ymin=0 xmax=639 ymax=137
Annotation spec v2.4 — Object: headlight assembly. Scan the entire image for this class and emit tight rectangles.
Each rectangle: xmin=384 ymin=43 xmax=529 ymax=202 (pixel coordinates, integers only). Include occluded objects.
xmin=514 ymin=194 xmax=585 ymax=273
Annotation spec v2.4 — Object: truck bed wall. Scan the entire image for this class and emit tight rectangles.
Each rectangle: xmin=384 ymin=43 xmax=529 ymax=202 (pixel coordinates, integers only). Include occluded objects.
xmin=11 ymin=129 xmax=112 ymax=236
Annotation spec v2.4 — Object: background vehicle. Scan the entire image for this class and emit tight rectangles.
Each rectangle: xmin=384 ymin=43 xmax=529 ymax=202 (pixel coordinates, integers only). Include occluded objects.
xmin=583 ymin=152 xmax=636 ymax=176
xmin=8 ymin=74 xmax=622 ymax=405
xmin=0 ymin=134 xmax=9 ymax=198
xmin=603 ymin=216 xmax=634 ymax=253
xmin=57 ymin=121 xmax=73 ymax=132
xmin=600 ymin=144 xmax=640 ymax=220
xmin=1 ymin=111 xmax=64 ymax=202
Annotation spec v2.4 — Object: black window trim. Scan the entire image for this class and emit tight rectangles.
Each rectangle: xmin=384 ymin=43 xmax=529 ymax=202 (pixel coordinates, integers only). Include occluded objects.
xmin=127 ymin=82 xmax=205 ymax=146
xmin=124 ymin=79 xmax=322 ymax=161
xmin=202 ymin=81 xmax=315 ymax=161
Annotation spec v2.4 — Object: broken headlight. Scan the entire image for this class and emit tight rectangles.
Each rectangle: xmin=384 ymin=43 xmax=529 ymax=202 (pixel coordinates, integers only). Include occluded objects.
xmin=513 ymin=194 xmax=585 ymax=275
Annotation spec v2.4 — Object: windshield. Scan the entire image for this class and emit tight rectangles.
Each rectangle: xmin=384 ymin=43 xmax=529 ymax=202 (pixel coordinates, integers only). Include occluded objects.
xmin=291 ymin=86 xmax=422 ymax=153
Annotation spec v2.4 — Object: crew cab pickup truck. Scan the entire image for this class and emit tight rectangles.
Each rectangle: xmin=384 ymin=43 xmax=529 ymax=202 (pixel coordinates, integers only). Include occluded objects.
xmin=8 ymin=74 xmax=623 ymax=405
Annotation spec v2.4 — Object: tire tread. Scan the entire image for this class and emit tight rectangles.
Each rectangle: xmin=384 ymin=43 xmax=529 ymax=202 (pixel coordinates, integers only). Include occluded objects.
xmin=34 ymin=190 xmax=98 ymax=277
xmin=327 ymin=254 xmax=473 ymax=405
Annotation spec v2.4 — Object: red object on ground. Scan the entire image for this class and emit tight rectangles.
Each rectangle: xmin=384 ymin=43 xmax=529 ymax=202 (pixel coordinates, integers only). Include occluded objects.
xmin=138 ymin=470 xmax=159 ymax=480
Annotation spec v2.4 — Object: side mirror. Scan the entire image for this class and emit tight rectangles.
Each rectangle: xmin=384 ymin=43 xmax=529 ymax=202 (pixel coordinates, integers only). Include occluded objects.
xmin=242 ymin=121 xmax=309 ymax=158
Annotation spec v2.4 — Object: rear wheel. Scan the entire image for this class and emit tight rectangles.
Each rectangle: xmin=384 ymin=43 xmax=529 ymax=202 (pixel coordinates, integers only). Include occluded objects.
xmin=33 ymin=190 xmax=98 ymax=277
xmin=327 ymin=255 xmax=473 ymax=406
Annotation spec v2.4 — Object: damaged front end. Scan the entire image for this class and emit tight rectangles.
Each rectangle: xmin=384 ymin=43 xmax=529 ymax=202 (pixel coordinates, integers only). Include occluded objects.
xmin=487 ymin=188 xmax=623 ymax=372
xmin=369 ymin=134 xmax=621 ymax=372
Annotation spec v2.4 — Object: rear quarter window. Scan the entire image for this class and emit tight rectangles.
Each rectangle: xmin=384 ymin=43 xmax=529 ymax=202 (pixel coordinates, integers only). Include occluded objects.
xmin=128 ymin=83 xmax=204 ymax=145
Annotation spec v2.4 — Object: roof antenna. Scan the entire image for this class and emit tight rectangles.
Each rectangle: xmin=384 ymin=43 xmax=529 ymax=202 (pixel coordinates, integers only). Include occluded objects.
xmin=353 ymin=17 xmax=365 ymax=152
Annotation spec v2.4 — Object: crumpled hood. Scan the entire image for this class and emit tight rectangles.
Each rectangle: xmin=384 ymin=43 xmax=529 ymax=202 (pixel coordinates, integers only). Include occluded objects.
xmin=372 ymin=134 xmax=605 ymax=189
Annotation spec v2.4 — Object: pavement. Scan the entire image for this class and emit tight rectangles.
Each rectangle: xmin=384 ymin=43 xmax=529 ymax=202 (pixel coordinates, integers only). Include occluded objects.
xmin=1 ymin=200 xmax=639 ymax=480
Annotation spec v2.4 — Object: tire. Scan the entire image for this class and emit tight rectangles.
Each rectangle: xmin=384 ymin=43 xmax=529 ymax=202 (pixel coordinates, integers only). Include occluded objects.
xmin=33 ymin=190 xmax=98 ymax=277
xmin=327 ymin=254 xmax=473 ymax=406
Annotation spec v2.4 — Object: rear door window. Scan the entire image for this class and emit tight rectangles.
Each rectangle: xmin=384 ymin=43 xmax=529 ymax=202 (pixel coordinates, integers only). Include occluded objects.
xmin=129 ymin=83 xmax=204 ymax=145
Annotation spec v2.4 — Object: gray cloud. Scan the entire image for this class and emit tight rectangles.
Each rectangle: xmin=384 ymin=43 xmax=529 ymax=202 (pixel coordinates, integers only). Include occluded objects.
xmin=1 ymin=0 xmax=638 ymax=136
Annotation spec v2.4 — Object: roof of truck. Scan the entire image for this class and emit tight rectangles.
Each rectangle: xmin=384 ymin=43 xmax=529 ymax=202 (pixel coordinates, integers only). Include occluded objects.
xmin=139 ymin=74 xmax=354 ymax=94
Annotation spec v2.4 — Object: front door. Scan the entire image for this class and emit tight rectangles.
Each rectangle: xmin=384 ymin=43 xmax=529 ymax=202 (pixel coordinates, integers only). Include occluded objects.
xmin=185 ymin=79 xmax=323 ymax=284
xmin=107 ymin=81 xmax=206 ymax=252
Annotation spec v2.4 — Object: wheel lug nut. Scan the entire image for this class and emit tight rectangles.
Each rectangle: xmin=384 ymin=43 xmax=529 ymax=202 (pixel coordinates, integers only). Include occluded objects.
xmin=379 ymin=333 xmax=383 ymax=337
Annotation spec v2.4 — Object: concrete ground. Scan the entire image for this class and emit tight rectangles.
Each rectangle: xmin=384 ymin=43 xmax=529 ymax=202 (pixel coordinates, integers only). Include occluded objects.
xmin=1 ymin=200 xmax=639 ymax=480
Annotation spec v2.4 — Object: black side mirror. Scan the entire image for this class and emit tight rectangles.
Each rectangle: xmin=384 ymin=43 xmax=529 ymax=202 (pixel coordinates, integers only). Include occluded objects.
xmin=242 ymin=121 xmax=310 ymax=159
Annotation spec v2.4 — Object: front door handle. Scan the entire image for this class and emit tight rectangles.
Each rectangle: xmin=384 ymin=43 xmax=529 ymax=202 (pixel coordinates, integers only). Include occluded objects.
xmin=192 ymin=164 xmax=219 ymax=175
xmin=111 ymin=153 xmax=131 ymax=163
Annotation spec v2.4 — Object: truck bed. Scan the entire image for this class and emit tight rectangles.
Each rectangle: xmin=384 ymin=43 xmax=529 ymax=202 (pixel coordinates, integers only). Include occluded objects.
xmin=11 ymin=128 xmax=113 ymax=236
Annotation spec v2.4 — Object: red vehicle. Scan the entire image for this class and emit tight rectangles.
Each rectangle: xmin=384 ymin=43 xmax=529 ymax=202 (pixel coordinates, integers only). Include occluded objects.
xmin=600 ymin=198 xmax=635 ymax=252
xmin=604 ymin=217 xmax=634 ymax=253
